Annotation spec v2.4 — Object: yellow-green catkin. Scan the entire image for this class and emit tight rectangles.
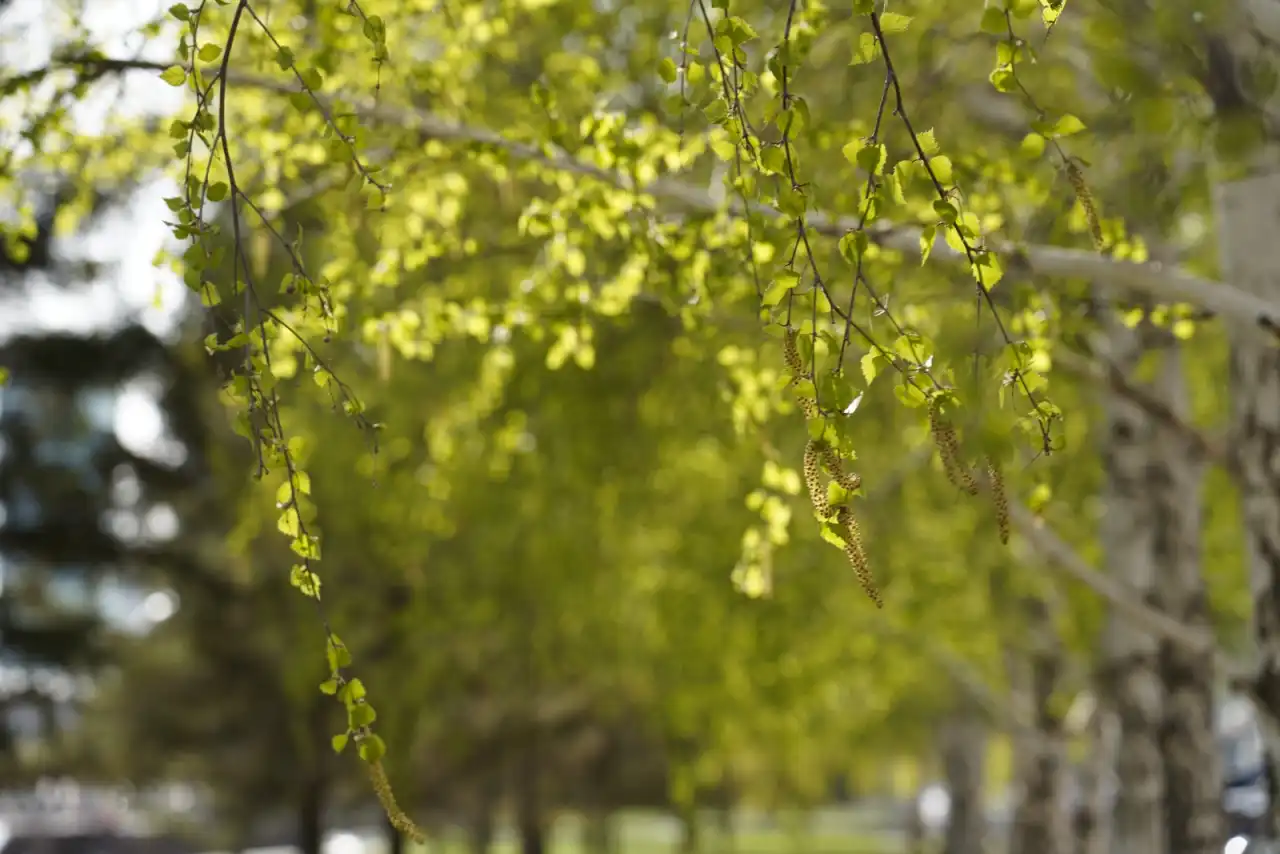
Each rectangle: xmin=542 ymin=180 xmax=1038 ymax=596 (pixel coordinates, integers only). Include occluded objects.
xmin=784 ymin=327 xmax=820 ymax=418
xmin=837 ymin=506 xmax=881 ymax=608
xmin=803 ymin=438 xmax=830 ymax=517
xmin=818 ymin=442 xmax=861 ymax=492
xmin=928 ymin=399 xmax=978 ymax=495
xmin=366 ymin=760 xmax=426 ymax=843
xmin=987 ymin=457 xmax=1010 ymax=545
xmin=1065 ymin=160 xmax=1103 ymax=251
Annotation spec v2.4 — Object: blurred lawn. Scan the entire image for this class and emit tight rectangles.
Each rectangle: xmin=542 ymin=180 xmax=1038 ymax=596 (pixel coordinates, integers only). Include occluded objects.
xmin=381 ymin=810 xmax=901 ymax=854
xmin=400 ymin=836 xmax=895 ymax=854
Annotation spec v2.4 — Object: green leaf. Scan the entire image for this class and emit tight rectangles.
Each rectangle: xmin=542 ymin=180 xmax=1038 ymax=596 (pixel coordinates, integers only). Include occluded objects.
xmin=860 ymin=352 xmax=879 ymax=386
xmin=703 ymin=99 xmax=729 ymax=124
xmin=206 ymin=181 xmax=229 ymax=202
xmin=980 ymin=7 xmax=1005 ymax=33
xmin=919 ymin=224 xmax=937 ymax=265
xmin=819 ymin=523 xmax=848 ymax=548
xmin=319 ymin=679 xmax=339 ymax=695
xmin=168 ymin=4 xmax=190 ymax=20
xmin=343 ymin=678 xmax=367 ymax=702
xmin=331 ymin=732 xmax=350 ymax=753
xmin=878 ymin=13 xmax=912 ymax=33
xmin=845 ymin=142 xmax=885 ymax=175
xmin=760 ymin=145 xmax=786 ymax=174
xmin=275 ymin=47 xmax=295 ymax=70
xmin=326 ymin=635 xmax=353 ymax=671
xmin=658 ymin=57 xmax=677 ymax=84
xmin=301 ymin=68 xmax=324 ymax=90
xmin=761 ymin=270 xmax=801 ymax=307
xmin=917 ymin=129 xmax=939 ymax=156
xmin=930 ymin=155 xmax=953 ymax=186
xmin=358 ymin=734 xmax=387 ymax=763
xmin=1019 ymin=132 xmax=1046 ymax=158
xmin=894 ymin=381 xmax=928 ymax=408
xmin=197 ymin=43 xmax=222 ymax=62
xmin=989 ymin=67 xmax=1016 ymax=92
xmin=838 ymin=231 xmax=868 ymax=266
xmin=1035 ymin=113 xmax=1087 ymax=138
xmin=350 ymin=703 xmax=377 ymax=728
xmin=850 ymin=32 xmax=880 ymax=65
xmin=159 ymin=65 xmax=187 ymax=87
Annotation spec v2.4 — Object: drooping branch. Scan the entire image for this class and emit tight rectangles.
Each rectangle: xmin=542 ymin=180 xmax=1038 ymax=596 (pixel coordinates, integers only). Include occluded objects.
xmin=31 ymin=52 xmax=1280 ymax=333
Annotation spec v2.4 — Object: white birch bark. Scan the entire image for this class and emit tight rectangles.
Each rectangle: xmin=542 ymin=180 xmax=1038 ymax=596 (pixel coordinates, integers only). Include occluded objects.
xmin=1149 ymin=340 xmax=1223 ymax=854
xmin=1094 ymin=315 xmax=1165 ymax=854
xmin=941 ymin=710 xmax=988 ymax=854
xmin=1006 ymin=593 xmax=1070 ymax=854
xmin=1215 ymin=0 xmax=1280 ymax=831
xmin=1072 ymin=701 xmax=1119 ymax=854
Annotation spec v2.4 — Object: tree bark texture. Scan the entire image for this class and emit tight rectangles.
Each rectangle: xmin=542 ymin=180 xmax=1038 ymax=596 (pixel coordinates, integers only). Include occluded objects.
xmin=1095 ymin=316 xmax=1165 ymax=854
xmin=941 ymin=711 xmax=988 ymax=854
xmin=1148 ymin=341 xmax=1223 ymax=854
xmin=1007 ymin=595 xmax=1070 ymax=854
xmin=1072 ymin=702 xmax=1119 ymax=854
xmin=1215 ymin=2 xmax=1280 ymax=838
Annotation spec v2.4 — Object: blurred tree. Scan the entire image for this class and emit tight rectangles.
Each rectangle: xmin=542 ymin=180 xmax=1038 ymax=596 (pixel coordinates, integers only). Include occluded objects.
xmin=0 ymin=168 xmax=218 ymax=786
xmin=11 ymin=2 xmax=1280 ymax=849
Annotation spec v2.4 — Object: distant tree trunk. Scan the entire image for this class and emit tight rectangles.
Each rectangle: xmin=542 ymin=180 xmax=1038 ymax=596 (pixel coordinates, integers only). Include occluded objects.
xmin=906 ymin=785 xmax=927 ymax=854
xmin=1094 ymin=314 xmax=1165 ymax=854
xmin=297 ymin=770 xmax=326 ymax=854
xmin=518 ymin=810 xmax=547 ymax=854
xmin=516 ymin=749 xmax=547 ymax=854
xmin=467 ymin=808 xmax=495 ymax=854
xmin=718 ymin=807 xmax=735 ymax=853
xmin=941 ymin=711 xmax=987 ymax=854
xmin=1007 ymin=594 xmax=1069 ymax=854
xmin=582 ymin=810 xmax=616 ymax=854
xmin=1148 ymin=341 xmax=1223 ymax=854
xmin=679 ymin=804 xmax=702 ymax=854
xmin=1071 ymin=701 xmax=1118 ymax=854
xmin=383 ymin=813 xmax=404 ymax=854
xmin=1213 ymin=4 xmax=1280 ymax=841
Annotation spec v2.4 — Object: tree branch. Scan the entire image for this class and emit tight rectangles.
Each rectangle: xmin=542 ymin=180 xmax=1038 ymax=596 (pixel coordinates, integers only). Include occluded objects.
xmin=1051 ymin=346 xmax=1229 ymax=470
xmin=1007 ymin=500 xmax=1247 ymax=680
xmin=33 ymin=53 xmax=1280 ymax=333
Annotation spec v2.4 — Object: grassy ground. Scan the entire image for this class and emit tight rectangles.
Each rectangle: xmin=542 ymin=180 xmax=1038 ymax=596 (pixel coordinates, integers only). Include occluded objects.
xmin=383 ymin=810 xmax=903 ymax=854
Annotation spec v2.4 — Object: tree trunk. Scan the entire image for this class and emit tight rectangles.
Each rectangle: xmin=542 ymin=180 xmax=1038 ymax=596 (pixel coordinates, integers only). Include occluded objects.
xmin=518 ymin=811 xmax=547 ymax=854
xmin=1094 ymin=315 xmax=1165 ymax=854
xmin=906 ymin=785 xmax=928 ymax=854
xmin=1007 ymin=595 xmax=1069 ymax=854
xmin=1071 ymin=701 xmax=1118 ymax=854
xmin=1218 ymin=148 xmax=1280 ymax=841
xmin=467 ymin=808 xmax=495 ymax=854
xmin=582 ymin=810 xmax=615 ymax=854
xmin=297 ymin=771 xmax=325 ymax=854
xmin=1213 ymin=4 xmax=1280 ymax=839
xmin=679 ymin=804 xmax=701 ymax=854
xmin=941 ymin=711 xmax=987 ymax=854
xmin=516 ymin=759 xmax=547 ymax=854
xmin=718 ymin=807 xmax=735 ymax=853
xmin=384 ymin=813 xmax=405 ymax=854
xmin=1149 ymin=341 xmax=1223 ymax=854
